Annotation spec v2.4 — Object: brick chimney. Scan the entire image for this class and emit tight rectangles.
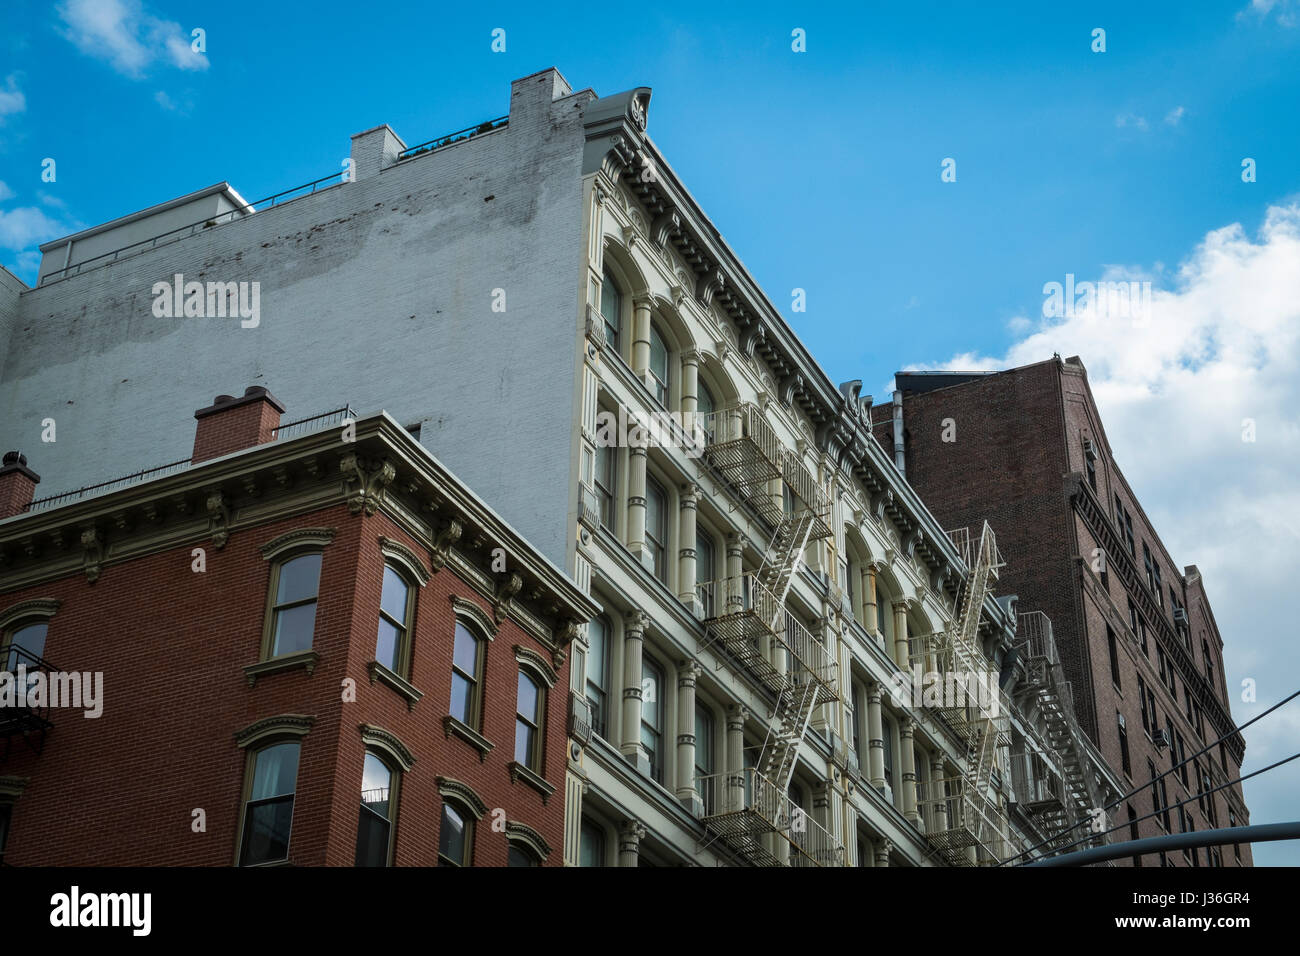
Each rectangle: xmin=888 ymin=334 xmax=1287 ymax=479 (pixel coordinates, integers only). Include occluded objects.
xmin=0 ymin=451 xmax=40 ymax=519
xmin=192 ymin=387 xmax=286 ymax=464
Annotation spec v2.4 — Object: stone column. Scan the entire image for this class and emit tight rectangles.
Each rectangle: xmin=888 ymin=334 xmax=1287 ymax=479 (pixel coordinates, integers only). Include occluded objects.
xmin=627 ymin=445 xmax=652 ymax=572
xmin=621 ymin=611 xmax=648 ymax=770
xmin=862 ymin=564 xmax=878 ymax=636
xmin=930 ymin=755 xmax=948 ymax=835
xmin=681 ymin=348 xmax=700 ymax=420
xmin=726 ymin=704 xmax=749 ymax=812
xmin=867 ymin=682 xmax=886 ymax=791
xmin=726 ymin=532 xmax=744 ymax=613
xmin=677 ymin=483 xmax=700 ymax=614
xmin=900 ymin=718 xmax=919 ymax=826
xmin=676 ymin=660 xmax=701 ymax=813
xmin=893 ymin=600 xmax=910 ymax=670
xmin=619 ymin=820 xmax=646 ymax=867
xmin=874 ymin=838 xmax=892 ymax=868
xmin=632 ymin=294 xmax=653 ymax=383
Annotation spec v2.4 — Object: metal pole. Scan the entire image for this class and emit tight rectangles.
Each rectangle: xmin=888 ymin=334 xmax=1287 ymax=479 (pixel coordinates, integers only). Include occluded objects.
xmin=1022 ymin=821 xmax=1300 ymax=867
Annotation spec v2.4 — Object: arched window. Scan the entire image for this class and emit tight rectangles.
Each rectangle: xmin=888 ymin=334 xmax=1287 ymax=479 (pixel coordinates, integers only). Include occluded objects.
xmin=600 ymin=271 xmax=622 ymax=351
xmin=585 ymin=617 xmax=610 ymax=739
xmin=267 ymin=553 xmax=322 ymax=657
xmin=450 ymin=621 xmax=485 ymax=729
xmin=514 ymin=670 xmax=544 ymax=771
xmin=2 ymin=623 xmax=47 ymax=691
xmin=648 ymin=322 xmax=670 ymax=406
xmin=355 ymin=751 xmax=399 ymax=867
xmin=696 ymin=528 xmax=716 ymax=616
xmin=375 ymin=565 xmax=414 ymax=674
xmin=438 ymin=802 xmax=473 ymax=867
xmin=645 ymin=476 xmax=668 ymax=583
xmin=239 ymin=741 xmax=301 ymax=866
xmin=508 ymin=844 xmax=541 ymax=867
xmin=697 ymin=380 xmax=717 ymax=444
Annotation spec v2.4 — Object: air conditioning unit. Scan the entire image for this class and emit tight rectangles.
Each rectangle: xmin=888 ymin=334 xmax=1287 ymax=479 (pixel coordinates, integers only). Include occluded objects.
xmin=567 ymin=692 xmax=593 ymax=748
xmin=1082 ymin=438 xmax=1098 ymax=462
xmin=1153 ymin=728 xmax=1171 ymax=750
xmin=1173 ymin=607 xmax=1189 ymax=626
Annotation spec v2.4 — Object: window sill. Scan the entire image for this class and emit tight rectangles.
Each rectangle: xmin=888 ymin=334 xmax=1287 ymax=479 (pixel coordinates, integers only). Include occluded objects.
xmin=243 ymin=649 xmax=320 ymax=687
xmin=367 ymin=660 xmax=424 ymax=711
xmin=443 ymin=715 xmax=494 ymax=762
xmin=508 ymin=761 xmax=557 ymax=804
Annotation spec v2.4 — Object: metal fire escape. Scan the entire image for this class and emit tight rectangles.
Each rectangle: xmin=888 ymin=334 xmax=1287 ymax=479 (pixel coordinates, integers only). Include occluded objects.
xmin=693 ymin=402 xmax=843 ymax=866
xmin=1014 ymin=610 xmax=1104 ymax=852
xmin=914 ymin=522 xmax=1011 ymax=865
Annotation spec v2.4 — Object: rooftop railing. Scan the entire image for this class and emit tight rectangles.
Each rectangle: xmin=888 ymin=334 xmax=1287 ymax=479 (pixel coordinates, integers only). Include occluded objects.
xmin=270 ymin=405 xmax=356 ymax=442
xmin=397 ymin=116 xmax=509 ymax=161
xmin=39 ymin=171 xmax=350 ymax=286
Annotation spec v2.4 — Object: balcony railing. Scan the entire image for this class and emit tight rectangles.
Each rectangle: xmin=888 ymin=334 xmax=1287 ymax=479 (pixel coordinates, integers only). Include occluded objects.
xmin=915 ymin=775 xmax=1008 ymax=865
xmin=1 ymin=645 xmax=57 ymax=759
xmin=397 ymin=116 xmax=509 ymax=161
xmin=695 ymin=768 xmax=844 ymax=867
xmin=697 ymin=573 xmax=838 ymax=704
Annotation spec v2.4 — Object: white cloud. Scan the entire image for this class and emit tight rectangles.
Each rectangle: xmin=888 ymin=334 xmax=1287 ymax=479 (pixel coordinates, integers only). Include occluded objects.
xmin=923 ymin=203 xmax=1300 ymax=855
xmin=1115 ymin=112 xmax=1149 ymax=132
xmin=0 ymin=180 xmax=14 ymax=201
xmin=0 ymin=74 xmax=25 ymax=121
xmin=0 ymin=205 xmax=71 ymax=250
xmin=1243 ymin=0 xmax=1300 ymax=26
xmin=56 ymin=0 xmax=208 ymax=79
xmin=1164 ymin=105 xmax=1186 ymax=126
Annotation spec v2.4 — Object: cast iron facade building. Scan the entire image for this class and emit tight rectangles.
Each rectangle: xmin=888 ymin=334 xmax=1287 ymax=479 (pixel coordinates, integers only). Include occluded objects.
xmin=878 ymin=358 xmax=1253 ymax=866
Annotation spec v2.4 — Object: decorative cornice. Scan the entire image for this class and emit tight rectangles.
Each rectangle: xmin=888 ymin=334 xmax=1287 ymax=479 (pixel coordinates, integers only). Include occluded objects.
xmin=514 ymin=645 xmax=559 ymax=689
xmin=505 ymin=820 xmax=553 ymax=860
xmin=234 ymin=714 xmax=314 ymax=749
xmin=493 ymin=571 xmax=524 ymax=624
xmin=430 ymin=519 xmax=463 ymax=572
xmin=261 ymin=527 xmax=336 ymax=561
xmin=378 ymin=536 xmax=431 ymax=586
xmin=436 ymin=776 xmax=489 ymax=820
xmin=451 ymin=594 xmax=498 ymax=639
xmin=0 ymin=598 xmax=60 ymax=632
xmin=0 ymin=775 xmax=29 ymax=799
xmin=340 ymin=453 xmax=396 ymax=516
xmin=359 ymin=723 xmax=416 ymax=771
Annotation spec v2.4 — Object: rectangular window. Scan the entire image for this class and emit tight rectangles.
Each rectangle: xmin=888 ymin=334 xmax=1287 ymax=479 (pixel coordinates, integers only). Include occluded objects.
xmin=579 ymin=819 xmax=605 ymax=867
xmin=882 ymin=716 xmax=895 ymax=791
xmin=696 ymin=529 xmax=716 ymax=617
xmin=355 ymin=752 xmax=397 ymax=867
xmin=645 ymin=477 xmax=668 ymax=583
xmin=594 ymin=441 xmax=617 ymax=531
xmin=1107 ymin=626 xmax=1121 ymax=688
xmin=1117 ymin=712 xmax=1131 ymax=777
xmin=1128 ymin=805 xmax=1141 ymax=867
xmin=267 ymin=553 xmax=322 ymax=657
xmin=695 ymin=705 xmax=714 ymax=814
xmin=1143 ymin=542 xmax=1156 ymax=593
xmin=1176 ymin=732 xmax=1189 ymax=786
xmin=514 ymin=671 xmax=544 ymax=771
xmin=240 ymin=742 xmax=300 ymax=866
xmin=1085 ymin=453 xmax=1097 ymax=491
xmin=1138 ymin=675 xmax=1150 ymax=733
xmin=586 ymin=617 xmax=610 ymax=739
xmin=641 ymin=656 xmax=664 ymax=784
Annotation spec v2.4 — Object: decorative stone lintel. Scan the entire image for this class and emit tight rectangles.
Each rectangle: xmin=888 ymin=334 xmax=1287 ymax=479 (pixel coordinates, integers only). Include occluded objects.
xmin=359 ymin=723 xmax=416 ymax=771
xmin=243 ymin=649 xmax=320 ymax=687
xmin=234 ymin=714 xmax=314 ymax=749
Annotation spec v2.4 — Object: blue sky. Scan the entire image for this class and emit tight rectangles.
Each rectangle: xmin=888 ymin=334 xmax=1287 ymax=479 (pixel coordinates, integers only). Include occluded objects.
xmin=2 ymin=0 xmax=1299 ymax=864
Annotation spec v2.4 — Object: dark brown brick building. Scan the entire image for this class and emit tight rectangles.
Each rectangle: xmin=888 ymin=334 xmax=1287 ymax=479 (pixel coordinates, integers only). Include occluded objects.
xmin=873 ymin=356 xmax=1252 ymax=866
xmin=0 ymin=388 xmax=595 ymax=866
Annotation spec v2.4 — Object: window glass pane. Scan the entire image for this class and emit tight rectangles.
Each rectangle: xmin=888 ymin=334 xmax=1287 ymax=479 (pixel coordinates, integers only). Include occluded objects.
xmin=276 ymin=554 xmax=322 ymax=604
xmin=439 ymin=804 xmax=468 ymax=865
xmin=698 ymin=382 xmax=715 ymax=417
xmin=5 ymin=622 xmax=46 ymax=670
xmin=453 ymin=623 xmax=479 ymax=675
xmin=376 ymin=618 xmax=400 ymax=671
xmin=361 ymin=753 xmax=391 ymax=816
xmin=508 ymin=846 xmax=538 ymax=866
xmin=517 ymin=671 xmax=540 ymax=722
xmin=242 ymin=796 xmax=294 ymax=865
xmin=649 ymin=325 xmax=669 ymax=403
xmin=696 ymin=531 xmax=714 ymax=581
xmin=600 ymin=272 xmax=621 ymax=347
xmin=250 ymin=743 xmax=300 ymax=801
xmin=579 ymin=821 xmax=604 ymax=867
xmin=272 ymin=603 xmax=317 ymax=656
xmin=380 ymin=566 xmax=408 ymax=622
xmin=355 ymin=753 xmax=393 ymax=867
xmin=450 ymin=673 xmax=472 ymax=724
xmin=587 ymin=619 xmax=607 ymax=689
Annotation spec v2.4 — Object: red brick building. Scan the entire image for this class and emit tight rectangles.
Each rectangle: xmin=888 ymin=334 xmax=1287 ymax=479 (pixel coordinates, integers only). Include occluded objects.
xmin=874 ymin=356 xmax=1252 ymax=866
xmin=0 ymin=388 xmax=595 ymax=866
